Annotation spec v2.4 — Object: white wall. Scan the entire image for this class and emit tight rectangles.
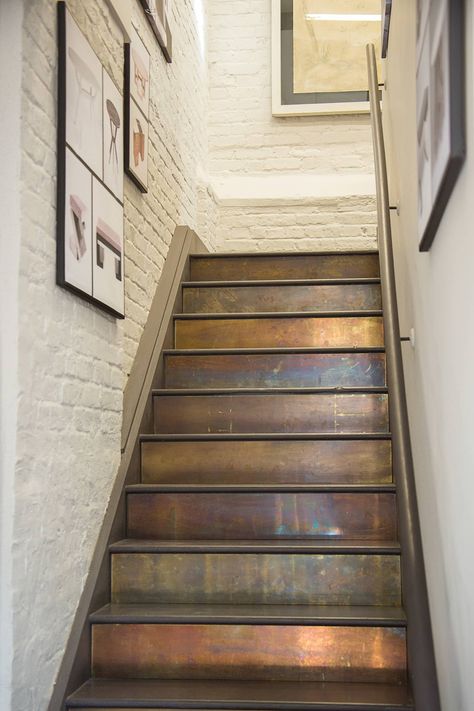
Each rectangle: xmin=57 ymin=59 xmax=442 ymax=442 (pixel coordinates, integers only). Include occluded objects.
xmin=383 ymin=3 xmax=474 ymax=709
xmin=8 ymin=1 xmax=210 ymax=709
xmin=0 ymin=3 xmax=23 ymax=709
xmin=206 ymin=0 xmax=377 ymax=250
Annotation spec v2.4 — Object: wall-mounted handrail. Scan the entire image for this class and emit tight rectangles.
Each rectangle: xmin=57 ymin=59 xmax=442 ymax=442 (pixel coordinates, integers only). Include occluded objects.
xmin=366 ymin=43 xmax=441 ymax=711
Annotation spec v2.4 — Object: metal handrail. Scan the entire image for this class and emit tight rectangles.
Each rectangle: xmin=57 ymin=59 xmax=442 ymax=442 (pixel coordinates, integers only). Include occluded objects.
xmin=366 ymin=43 xmax=441 ymax=711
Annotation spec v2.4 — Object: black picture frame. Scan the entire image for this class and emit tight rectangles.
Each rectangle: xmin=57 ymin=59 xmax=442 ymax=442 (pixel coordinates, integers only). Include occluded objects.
xmin=56 ymin=1 xmax=125 ymax=319
xmin=417 ymin=0 xmax=465 ymax=252
xmin=381 ymin=0 xmax=392 ymax=58
xmin=139 ymin=0 xmax=172 ymax=63
xmin=124 ymin=36 xmax=149 ymax=193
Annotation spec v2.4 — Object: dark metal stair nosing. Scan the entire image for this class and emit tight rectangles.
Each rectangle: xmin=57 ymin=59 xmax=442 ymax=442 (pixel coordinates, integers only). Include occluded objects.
xmin=174 ymin=310 xmax=384 ymax=321
xmin=190 ymin=249 xmax=380 ymax=258
xmin=139 ymin=432 xmax=392 ymax=442
xmin=163 ymin=347 xmax=386 ymax=356
xmin=125 ymin=483 xmax=397 ymax=494
xmin=182 ymin=278 xmax=382 ymax=288
xmin=152 ymin=386 xmax=389 ymax=396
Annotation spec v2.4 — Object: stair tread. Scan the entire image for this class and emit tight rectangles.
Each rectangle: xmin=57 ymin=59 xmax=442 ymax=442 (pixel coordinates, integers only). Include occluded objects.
xmin=90 ymin=603 xmax=407 ymax=626
xmin=67 ymin=678 xmax=412 ymax=709
xmin=153 ymin=387 xmax=389 ymax=395
xmin=140 ymin=433 xmax=392 ymax=442
xmin=190 ymin=250 xmax=380 ymax=258
xmin=126 ymin=484 xmax=396 ymax=494
xmin=110 ymin=539 xmax=401 ymax=554
xmin=174 ymin=311 xmax=383 ymax=320
xmin=183 ymin=278 xmax=382 ymax=288
xmin=164 ymin=347 xmax=386 ymax=355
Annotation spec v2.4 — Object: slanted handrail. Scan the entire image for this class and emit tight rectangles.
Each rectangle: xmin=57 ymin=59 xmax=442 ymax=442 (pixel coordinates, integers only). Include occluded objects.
xmin=366 ymin=43 xmax=441 ymax=711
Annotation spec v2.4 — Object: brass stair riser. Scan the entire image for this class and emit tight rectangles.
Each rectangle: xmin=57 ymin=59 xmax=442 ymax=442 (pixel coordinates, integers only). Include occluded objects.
xmin=175 ymin=317 xmax=384 ymax=350
xmin=165 ymin=352 xmax=387 ymax=389
xmin=92 ymin=623 xmax=406 ymax=684
xmin=141 ymin=440 xmax=392 ymax=485
xmin=111 ymin=553 xmax=401 ymax=606
xmin=154 ymin=393 xmax=389 ymax=434
xmin=128 ymin=493 xmax=397 ymax=540
xmin=183 ymin=284 xmax=382 ymax=314
xmin=190 ymin=254 xmax=381 ymax=281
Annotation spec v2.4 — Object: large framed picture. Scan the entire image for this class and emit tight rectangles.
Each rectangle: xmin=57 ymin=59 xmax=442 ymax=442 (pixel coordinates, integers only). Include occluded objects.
xmin=57 ymin=1 xmax=125 ymax=318
xmin=272 ymin=0 xmax=382 ymax=116
xmin=416 ymin=0 xmax=465 ymax=251
xmin=139 ymin=0 xmax=172 ymax=62
xmin=125 ymin=24 xmax=150 ymax=192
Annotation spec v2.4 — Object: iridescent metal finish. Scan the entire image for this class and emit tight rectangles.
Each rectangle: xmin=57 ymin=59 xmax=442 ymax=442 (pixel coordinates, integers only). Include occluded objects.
xmin=153 ymin=393 xmax=389 ymax=434
xmin=111 ymin=553 xmax=402 ymax=606
xmin=92 ymin=623 xmax=406 ymax=683
xmin=190 ymin=254 xmax=381 ymax=281
xmin=127 ymin=493 xmax=397 ymax=540
xmin=141 ymin=439 xmax=392 ymax=484
xmin=175 ymin=316 xmax=384 ymax=350
xmin=183 ymin=284 xmax=382 ymax=314
xmin=164 ymin=352 xmax=387 ymax=389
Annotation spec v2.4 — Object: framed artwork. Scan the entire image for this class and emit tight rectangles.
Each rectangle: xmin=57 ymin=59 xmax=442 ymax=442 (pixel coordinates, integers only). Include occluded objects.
xmin=139 ymin=0 xmax=172 ymax=62
xmin=416 ymin=0 xmax=465 ymax=251
xmin=381 ymin=0 xmax=392 ymax=58
xmin=125 ymin=25 xmax=150 ymax=193
xmin=272 ymin=0 xmax=382 ymax=116
xmin=57 ymin=1 xmax=125 ymax=318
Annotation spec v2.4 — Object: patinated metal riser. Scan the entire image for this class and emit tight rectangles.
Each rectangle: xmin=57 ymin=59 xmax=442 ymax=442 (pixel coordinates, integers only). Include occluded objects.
xmin=175 ymin=316 xmax=384 ymax=350
xmin=153 ymin=393 xmax=389 ymax=434
xmin=128 ymin=493 xmax=397 ymax=540
xmin=190 ymin=254 xmax=380 ymax=281
xmin=111 ymin=553 xmax=402 ymax=606
xmin=141 ymin=439 xmax=392 ymax=485
xmin=183 ymin=284 xmax=382 ymax=314
xmin=92 ymin=623 xmax=406 ymax=684
xmin=164 ymin=352 xmax=387 ymax=389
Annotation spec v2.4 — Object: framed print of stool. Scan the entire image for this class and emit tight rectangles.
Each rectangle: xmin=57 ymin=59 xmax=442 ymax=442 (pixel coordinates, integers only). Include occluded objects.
xmin=125 ymin=24 xmax=150 ymax=193
xmin=57 ymin=1 xmax=125 ymax=318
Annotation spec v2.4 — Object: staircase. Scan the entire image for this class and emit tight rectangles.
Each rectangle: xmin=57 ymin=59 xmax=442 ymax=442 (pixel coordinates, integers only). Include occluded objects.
xmin=67 ymin=250 xmax=413 ymax=710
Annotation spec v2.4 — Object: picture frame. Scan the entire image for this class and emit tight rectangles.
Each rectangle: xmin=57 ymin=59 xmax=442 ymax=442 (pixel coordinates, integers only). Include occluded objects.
xmin=416 ymin=0 xmax=465 ymax=251
xmin=271 ymin=0 xmax=382 ymax=116
xmin=381 ymin=0 xmax=392 ymax=58
xmin=139 ymin=0 xmax=172 ymax=63
xmin=57 ymin=1 xmax=125 ymax=318
xmin=124 ymin=25 xmax=150 ymax=193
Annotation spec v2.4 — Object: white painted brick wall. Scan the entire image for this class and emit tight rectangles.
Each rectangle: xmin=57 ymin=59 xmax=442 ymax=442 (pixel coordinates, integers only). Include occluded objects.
xmin=13 ymin=1 xmax=210 ymax=709
xmin=206 ymin=0 xmax=377 ymax=251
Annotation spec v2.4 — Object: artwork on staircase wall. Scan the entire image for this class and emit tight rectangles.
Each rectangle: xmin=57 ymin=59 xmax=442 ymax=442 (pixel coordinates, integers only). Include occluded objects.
xmin=139 ymin=0 xmax=172 ymax=62
xmin=416 ymin=0 xmax=465 ymax=251
xmin=272 ymin=0 xmax=382 ymax=116
xmin=56 ymin=1 xmax=125 ymax=318
xmin=125 ymin=25 xmax=150 ymax=193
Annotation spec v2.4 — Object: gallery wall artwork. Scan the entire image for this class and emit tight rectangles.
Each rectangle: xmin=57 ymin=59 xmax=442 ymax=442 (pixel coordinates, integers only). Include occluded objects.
xmin=272 ymin=0 xmax=382 ymax=116
xmin=57 ymin=1 xmax=125 ymax=318
xmin=381 ymin=0 xmax=392 ymax=58
xmin=139 ymin=0 xmax=172 ymax=62
xmin=416 ymin=0 xmax=465 ymax=251
xmin=125 ymin=24 xmax=150 ymax=193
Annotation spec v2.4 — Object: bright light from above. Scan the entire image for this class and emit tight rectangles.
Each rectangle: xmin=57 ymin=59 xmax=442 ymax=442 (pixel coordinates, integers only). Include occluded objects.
xmin=305 ymin=13 xmax=381 ymax=21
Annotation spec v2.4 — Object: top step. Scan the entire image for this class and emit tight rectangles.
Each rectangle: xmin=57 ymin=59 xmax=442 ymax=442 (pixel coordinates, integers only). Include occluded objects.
xmin=190 ymin=252 xmax=380 ymax=282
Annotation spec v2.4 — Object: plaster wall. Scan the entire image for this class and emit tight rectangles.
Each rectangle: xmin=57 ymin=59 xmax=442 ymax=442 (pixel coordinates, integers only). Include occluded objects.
xmin=383 ymin=3 xmax=474 ymax=709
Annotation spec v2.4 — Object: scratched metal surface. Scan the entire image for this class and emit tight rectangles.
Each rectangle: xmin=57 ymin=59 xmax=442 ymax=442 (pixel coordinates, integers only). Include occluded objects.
xmin=153 ymin=393 xmax=389 ymax=434
xmin=183 ymin=284 xmax=382 ymax=314
xmin=164 ymin=352 xmax=387 ymax=389
xmin=92 ymin=623 xmax=406 ymax=683
xmin=127 ymin=493 xmax=397 ymax=540
xmin=141 ymin=439 xmax=392 ymax=485
xmin=190 ymin=255 xmax=381 ymax=281
xmin=111 ymin=553 xmax=402 ymax=606
xmin=175 ymin=317 xmax=384 ymax=350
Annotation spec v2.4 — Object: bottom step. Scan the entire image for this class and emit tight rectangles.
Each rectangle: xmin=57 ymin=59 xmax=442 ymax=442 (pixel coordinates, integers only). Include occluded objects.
xmin=68 ymin=679 xmax=413 ymax=710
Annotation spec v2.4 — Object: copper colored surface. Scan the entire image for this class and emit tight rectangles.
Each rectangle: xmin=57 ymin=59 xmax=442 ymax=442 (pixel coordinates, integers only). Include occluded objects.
xmin=190 ymin=254 xmax=380 ymax=281
xmin=183 ymin=284 xmax=382 ymax=314
xmin=111 ymin=553 xmax=401 ymax=606
xmin=141 ymin=439 xmax=392 ymax=485
xmin=128 ymin=493 xmax=397 ymax=540
xmin=175 ymin=316 xmax=384 ymax=350
xmin=154 ymin=393 xmax=389 ymax=434
xmin=92 ymin=623 xmax=406 ymax=683
xmin=164 ymin=352 xmax=387 ymax=389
